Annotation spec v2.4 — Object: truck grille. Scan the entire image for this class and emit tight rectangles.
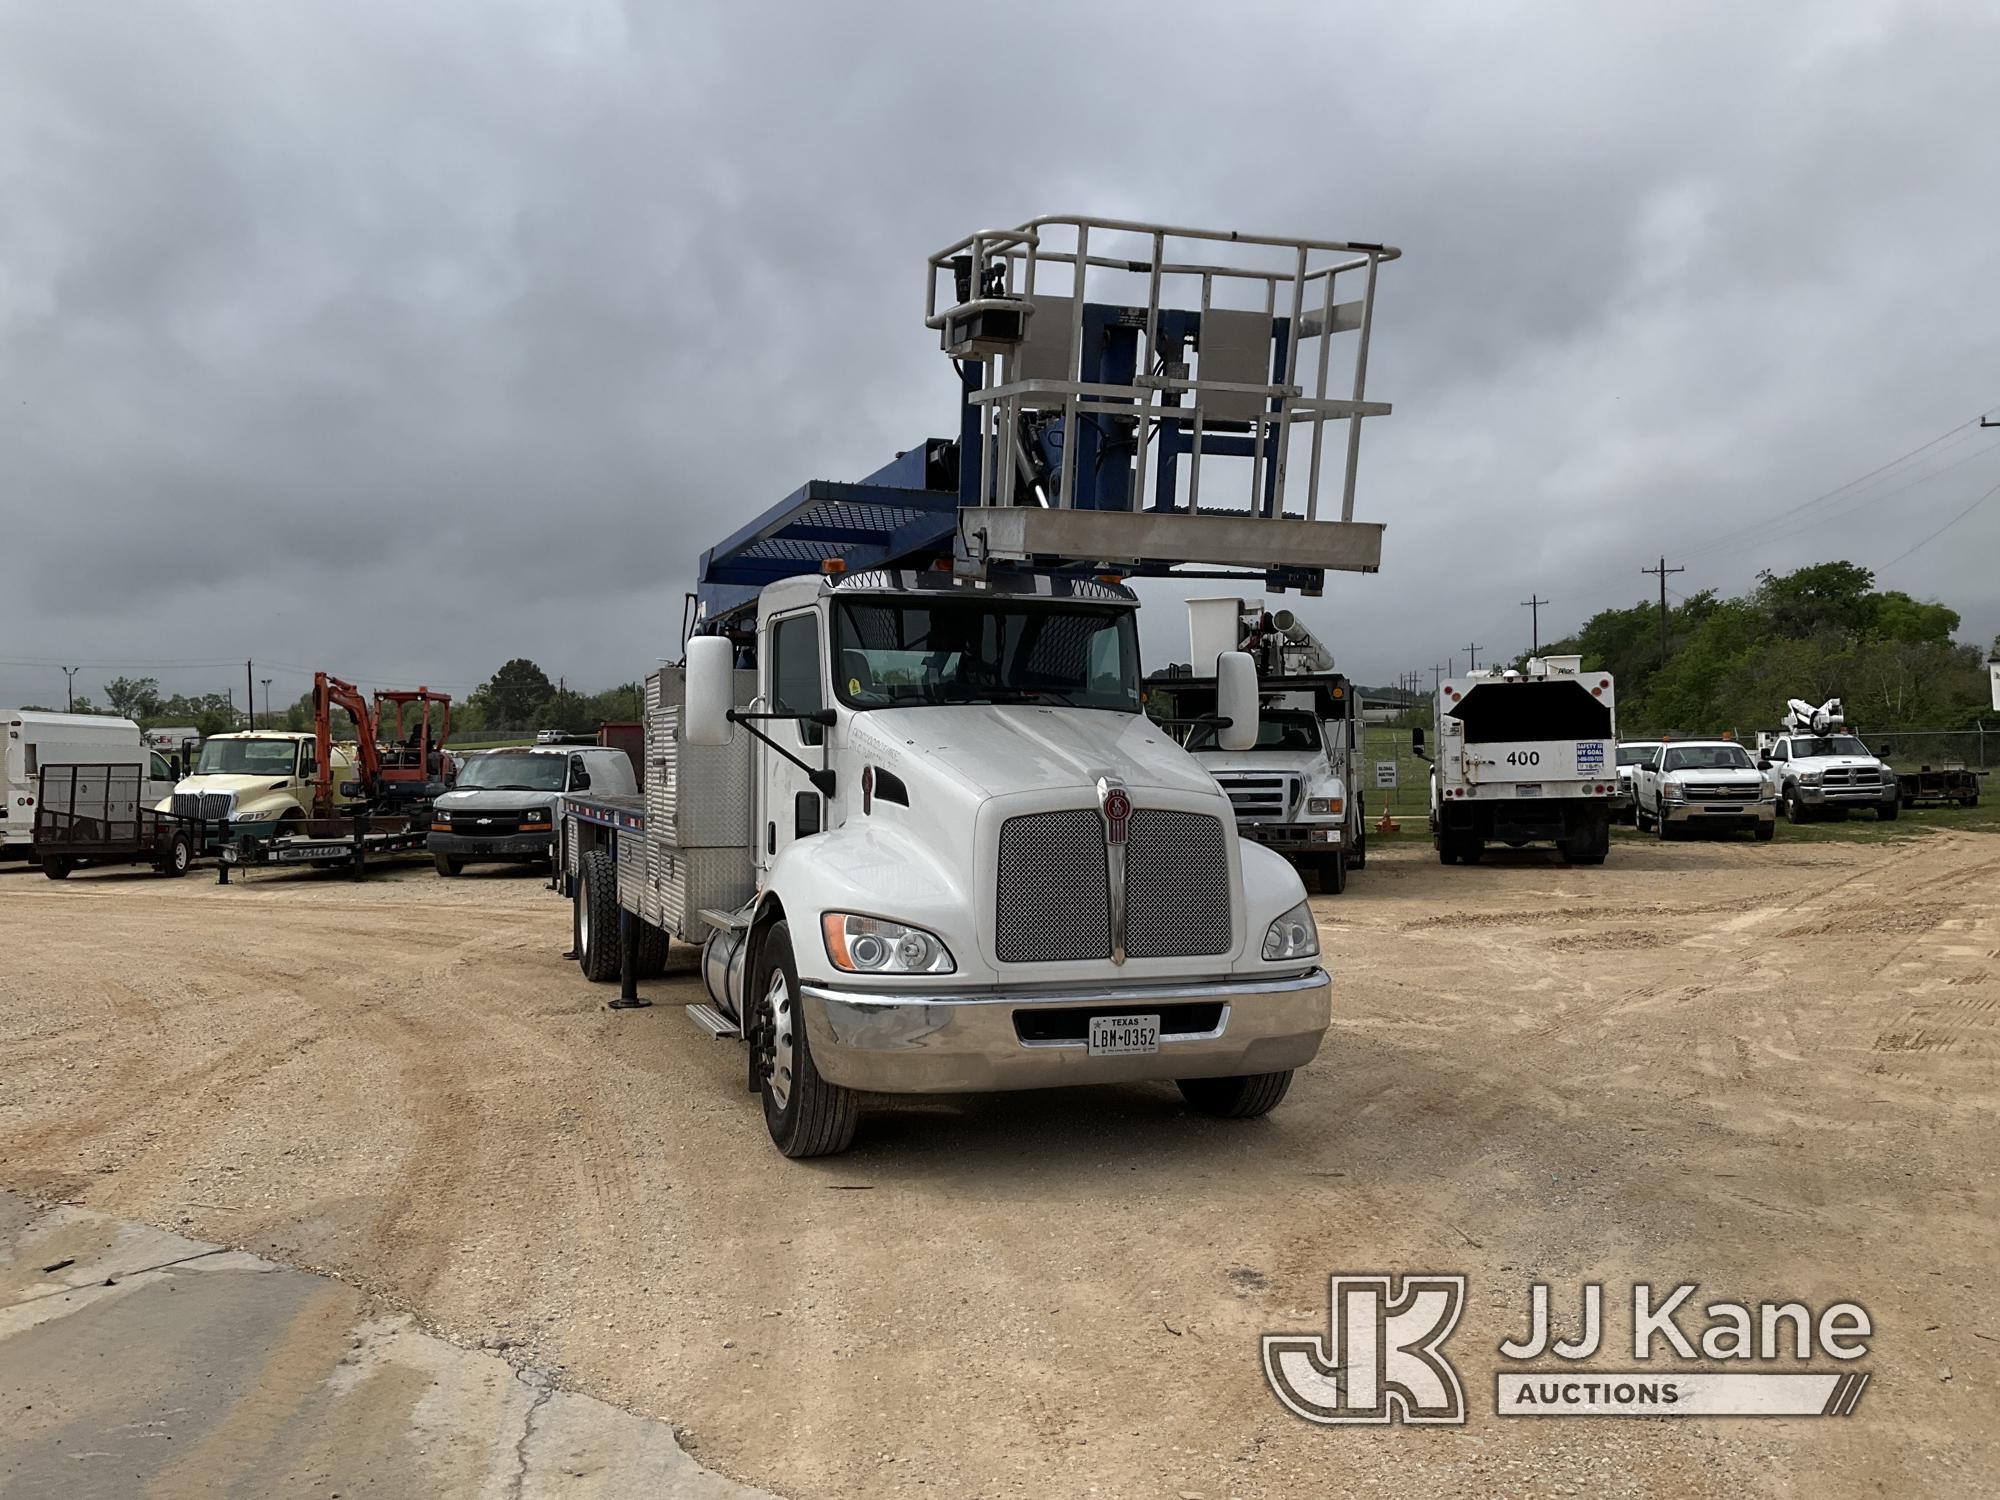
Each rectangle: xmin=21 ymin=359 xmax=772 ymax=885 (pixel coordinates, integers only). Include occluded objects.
xmin=172 ymin=790 xmax=235 ymax=821
xmin=994 ymin=808 xmax=1231 ymax=963
xmin=1682 ymin=783 xmax=1758 ymax=800
xmin=1211 ymin=773 xmax=1297 ymax=822
xmin=1821 ymin=768 xmax=1881 ymax=787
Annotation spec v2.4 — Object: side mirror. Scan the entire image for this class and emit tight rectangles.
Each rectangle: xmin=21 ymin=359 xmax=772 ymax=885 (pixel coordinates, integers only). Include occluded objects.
xmin=1875 ymin=741 xmax=1893 ymax=759
xmin=685 ymin=635 xmax=735 ymax=747
xmin=1216 ymin=651 xmax=1260 ymax=752
xmin=1757 ymin=758 xmax=1772 ymax=771
xmin=1411 ymin=726 xmax=1426 ymax=754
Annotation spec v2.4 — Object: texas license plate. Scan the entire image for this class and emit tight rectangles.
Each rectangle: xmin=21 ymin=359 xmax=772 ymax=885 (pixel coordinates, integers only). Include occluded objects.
xmin=1088 ymin=1014 xmax=1160 ymax=1057
xmin=1515 ymin=783 xmax=1543 ymax=797
xmin=273 ymin=843 xmax=351 ymax=862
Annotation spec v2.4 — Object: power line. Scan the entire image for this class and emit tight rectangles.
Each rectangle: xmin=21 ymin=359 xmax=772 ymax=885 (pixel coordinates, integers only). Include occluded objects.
xmin=1876 ymin=475 xmax=2000 ymax=573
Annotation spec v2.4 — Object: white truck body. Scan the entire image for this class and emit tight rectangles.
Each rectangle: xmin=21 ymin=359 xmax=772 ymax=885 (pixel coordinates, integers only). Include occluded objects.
xmin=3 ymin=711 xmax=174 ymax=856
xmin=1427 ymin=656 xmax=1617 ymax=865
xmin=1754 ymin=697 xmax=1899 ymax=823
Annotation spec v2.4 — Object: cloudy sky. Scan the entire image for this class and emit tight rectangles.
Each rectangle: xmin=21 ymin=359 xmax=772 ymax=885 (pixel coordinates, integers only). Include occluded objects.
xmin=4 ymin=0 xmax=1997 ymax=715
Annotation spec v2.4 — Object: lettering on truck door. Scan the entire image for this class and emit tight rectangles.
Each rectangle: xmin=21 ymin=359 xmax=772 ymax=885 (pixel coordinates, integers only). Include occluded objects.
xmin=759 ymin=609 xmax=831 ymax=870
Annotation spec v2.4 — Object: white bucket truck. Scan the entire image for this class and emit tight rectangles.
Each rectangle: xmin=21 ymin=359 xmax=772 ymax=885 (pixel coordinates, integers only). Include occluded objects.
xmin=561 ymin=215 xmax=1403 ymax=1154
xmin=1422 ymin=655 xmax=1617 ymax=865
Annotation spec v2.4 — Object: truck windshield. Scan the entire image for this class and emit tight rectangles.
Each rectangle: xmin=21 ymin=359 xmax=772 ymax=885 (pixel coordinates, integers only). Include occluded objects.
xmin=831 ymin=599 xmax=1139 ymax=712
xmin=194 ymin=739 xmax=298 ymax=777
xmin=1664 ymin=745 xmax=1754 ymax=771
xmin=1187 ymin=709 xmax=1321 ymax=753
xmin=1617 ymin=743 xmax=1661 ymax=766
xmin=458 ymin=755 xmax=568 ymax=791
xmin=1791 ymin=735 xmax=1870 ymax=757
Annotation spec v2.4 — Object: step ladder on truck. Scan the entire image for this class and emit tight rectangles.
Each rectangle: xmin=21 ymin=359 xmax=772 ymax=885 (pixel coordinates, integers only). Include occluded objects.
xmin=562 ymin=216 xmax=1402 ymax=1156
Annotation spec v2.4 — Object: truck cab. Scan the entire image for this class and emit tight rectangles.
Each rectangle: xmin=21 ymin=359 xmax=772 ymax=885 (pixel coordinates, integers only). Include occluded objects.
xmin=676 ymin=568 xmax=1330 ymax=1154
xmin=1186 ymin=705 xmax=1355 ymax=893
xmin=160 ymin=732 xmax=354 ymax=839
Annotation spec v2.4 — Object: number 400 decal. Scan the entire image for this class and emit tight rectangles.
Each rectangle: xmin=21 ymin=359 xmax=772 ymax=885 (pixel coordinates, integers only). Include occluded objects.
xmin=1505 ymin=750 xmax=1542 ymax=767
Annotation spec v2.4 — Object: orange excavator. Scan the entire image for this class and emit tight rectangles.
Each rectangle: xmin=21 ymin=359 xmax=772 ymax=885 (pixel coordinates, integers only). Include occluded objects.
xmin=311 ymin=672 xmax=455 ymax=818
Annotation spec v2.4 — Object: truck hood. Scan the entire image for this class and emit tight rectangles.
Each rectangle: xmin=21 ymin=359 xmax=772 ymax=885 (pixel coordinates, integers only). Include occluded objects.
xmin=172 ymin=774 xmax=293 ymax=798
xmin=1787 ymin=755 xmax=1885 ymax=772
xmin=1191 ymin=749 xmax=1331 ymax=777
xmin=1664 ymin=768 xmax=1764 ymax=785
xmin=851 ymin=705 xmax=1218 ymax=802
xmin=438 ymin=789 xmax=561 ymax=815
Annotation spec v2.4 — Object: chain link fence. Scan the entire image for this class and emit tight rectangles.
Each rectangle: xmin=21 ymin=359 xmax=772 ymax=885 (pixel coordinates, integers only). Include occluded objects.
xmin=1358 ymin=724 xmax=1431 ymax=825
xmin=1864 ymin=728 xmax=1993 ymax=771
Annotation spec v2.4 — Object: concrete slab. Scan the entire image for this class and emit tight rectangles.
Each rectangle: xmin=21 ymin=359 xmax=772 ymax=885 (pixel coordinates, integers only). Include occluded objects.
xmin=0 ymin=1194 xmax=772 ymax=1499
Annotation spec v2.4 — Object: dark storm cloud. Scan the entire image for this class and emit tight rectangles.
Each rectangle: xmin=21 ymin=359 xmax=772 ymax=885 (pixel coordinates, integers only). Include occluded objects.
xmin=3 ymin=0 xmax=1996 ymax=713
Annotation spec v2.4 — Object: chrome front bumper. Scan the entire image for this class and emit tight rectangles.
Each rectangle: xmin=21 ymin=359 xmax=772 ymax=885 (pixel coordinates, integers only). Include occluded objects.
xmin=798 ymin=969 xmax=1332 ymax=1094
xmin=1662 ymin=798 xmax=1776 ymax=825
xmin=1794 ymin=784 xmax=1894 ymax=806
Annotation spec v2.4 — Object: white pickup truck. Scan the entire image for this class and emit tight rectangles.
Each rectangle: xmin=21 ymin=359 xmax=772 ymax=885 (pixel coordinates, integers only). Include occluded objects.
xmin=1631 ymin=738 xmax=1776 ymax=840
xmin=1757 ymin=699 xmax=1899 ymax=824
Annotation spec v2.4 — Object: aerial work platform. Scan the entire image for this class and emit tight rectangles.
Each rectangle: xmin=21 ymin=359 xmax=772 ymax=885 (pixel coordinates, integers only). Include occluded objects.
xmin=697 ymin=215 xmax=1400 ymax=623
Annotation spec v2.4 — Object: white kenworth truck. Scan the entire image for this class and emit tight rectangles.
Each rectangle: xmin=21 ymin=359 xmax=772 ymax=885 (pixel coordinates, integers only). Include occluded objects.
xmin=1149 ymin=598 xmax=1365 ymax=894
xmin=1423 ymin=655 xmax=1617 ymax=865
xmin=560 ymin=214 xmax=1403 ymax=1155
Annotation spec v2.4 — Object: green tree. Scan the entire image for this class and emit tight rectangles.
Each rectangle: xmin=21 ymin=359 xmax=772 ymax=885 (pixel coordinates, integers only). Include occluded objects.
xmin=103 ymin=675 xmax=164 ymax=719
xmin=471 ymin=659 xmax=555 ymax=728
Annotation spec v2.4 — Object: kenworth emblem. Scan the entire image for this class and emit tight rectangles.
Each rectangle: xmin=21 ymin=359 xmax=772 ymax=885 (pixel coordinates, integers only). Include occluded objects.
xmin=1097 ymin=776 xmax=1131 ymax=964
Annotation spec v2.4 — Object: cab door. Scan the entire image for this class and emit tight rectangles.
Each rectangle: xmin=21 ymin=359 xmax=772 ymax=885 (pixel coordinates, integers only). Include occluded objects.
xmin=757 ymin=609 xmax=831 ymax=873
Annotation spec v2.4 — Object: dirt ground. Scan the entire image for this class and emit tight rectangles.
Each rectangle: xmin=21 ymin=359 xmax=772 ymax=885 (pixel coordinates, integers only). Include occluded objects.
xmin=1 ymin=831 xmax=1995 ymax=1498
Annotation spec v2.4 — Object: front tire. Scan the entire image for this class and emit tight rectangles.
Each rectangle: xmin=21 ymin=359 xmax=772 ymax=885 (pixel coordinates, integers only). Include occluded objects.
xmin=1877 ymin=799 xmax=1899 ymax=822
xmin=1755 ymin=822 xmax=1775 ymax=842
xmin=576 ymin=848 xmax=621 ymax=982
xmin=433 ymin=854 xmax=463 ymax=876
xmin=754 ymin=921 xmax=858 ymax=1158
xmin=1318 ymin=854 xmax=1346 ymax=895
xmin=1785 ymin=788 xmax=1813 ymax=826
xmin=1177 ymin=1071 xmax=1294 ymax=1119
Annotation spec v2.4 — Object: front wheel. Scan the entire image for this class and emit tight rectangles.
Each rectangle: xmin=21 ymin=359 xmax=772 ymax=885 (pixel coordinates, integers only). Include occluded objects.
xmin=754 ymin=921 xmax=859 ymax=1158
xmin=1755 ymin=822 xmax=1775 ymax=842
xmin=1877 ymin=799 xmax=1899 ymax=822
xmin=1785 ymin=790 xmax=1813 ymax=826
xmin=434 ymin=854 xmax=463 ymax=876
xmin=1317 ymin=854 xmax=1346 ymax=895
xmin=1177 ymin=1071 xmax=1294 ymax=1119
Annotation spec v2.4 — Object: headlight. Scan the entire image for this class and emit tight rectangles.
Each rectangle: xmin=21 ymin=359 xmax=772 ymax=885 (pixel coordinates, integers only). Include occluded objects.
xmin=821 ymin=913 xmax=955 ymax=975
xmin=1306 ymin=797 xmax=1344 ymax=816
xmin=1261 ymin=899 xmax=1320 ymax=962
xmin=1799 ymin=771 xmax=1823 ymax=784
xmin=435 ymin=811 xmax=453 ymax=822
xmin=1663 ymin=782 xmax=1686 ymax=801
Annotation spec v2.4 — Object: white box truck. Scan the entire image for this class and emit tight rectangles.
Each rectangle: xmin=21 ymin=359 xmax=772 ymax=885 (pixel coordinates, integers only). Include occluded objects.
xmin=1423 ymin=656 xmax=1617 ymax=865
xmin=3 ymin=711 xmax=175 ymax=858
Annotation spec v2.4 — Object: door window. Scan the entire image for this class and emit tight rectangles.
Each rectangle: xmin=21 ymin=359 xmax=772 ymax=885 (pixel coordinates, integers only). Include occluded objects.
xmin=771 ymin=613 xmax=826 ymax=745
xmin=151 ymin=752 xmax=173 ymax=781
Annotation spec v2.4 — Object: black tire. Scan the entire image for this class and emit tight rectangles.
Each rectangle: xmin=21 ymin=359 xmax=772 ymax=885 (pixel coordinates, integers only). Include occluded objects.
xmin=1461 ymin=839 xmax=1484 ymax=864
xmin=1350 ymin=806 xmax=1366 ymax=869
xmin=576 ymin=848 xmax=621 ymax=982
xmin=41 ymin=856 xmax=72 ymax=881
xmin=1785 ymin=788 xmax=1812 ymax=826
xmin=159 ymin=831 xmax=194 ymax=878
xmin=635 ymin=920 xmax=670 ymax=979
xmin=1755 ymin=822 xmax=1775 ymax=842
xmin=434 ymin=854 xmax=463 ymax=876
xmin=1654 ymin=804 xmax=1673 ymax=841
xmin=1318 ymin=854 xmax=1346 ymax=895
xmin=1438 ymin=840 xmax=1459 ymax=865
xmin=1877 ymin=799 xmax=1899 ymax=822
xmin=754 ymin=920 xmax=858 ymax=1158
xmin=1177 ymin=1070 xmax=1294 ymax=1119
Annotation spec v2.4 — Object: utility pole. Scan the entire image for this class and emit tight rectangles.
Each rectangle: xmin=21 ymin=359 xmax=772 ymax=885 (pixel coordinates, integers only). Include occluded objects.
xmin=61 ymin=666 xmax=79 ymax=712
xmin=1432 ymin=663 xmax=1445 ymax=695
xmin=1462 ymin=641 xmax=1482 ymax=673
xmin=246 ymin=661 xmax=256 ymax=729
xmin=1520 ymin=595 xmax=1547 ymax=655
xmin=261 ymin=677 xmax=272 ymax=729
xmin=1640 ymin=556 xmax=1685 ymax=667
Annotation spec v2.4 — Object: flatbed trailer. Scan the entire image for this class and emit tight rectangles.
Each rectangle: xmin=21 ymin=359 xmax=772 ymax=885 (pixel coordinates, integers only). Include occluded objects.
xmin=33 ymin=763 xmax=212 ymax=879
xmin=1892 ymin=764 xmax=1984 ymax=808
xmin=218 ymin=812 xmax=433 ymax=881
